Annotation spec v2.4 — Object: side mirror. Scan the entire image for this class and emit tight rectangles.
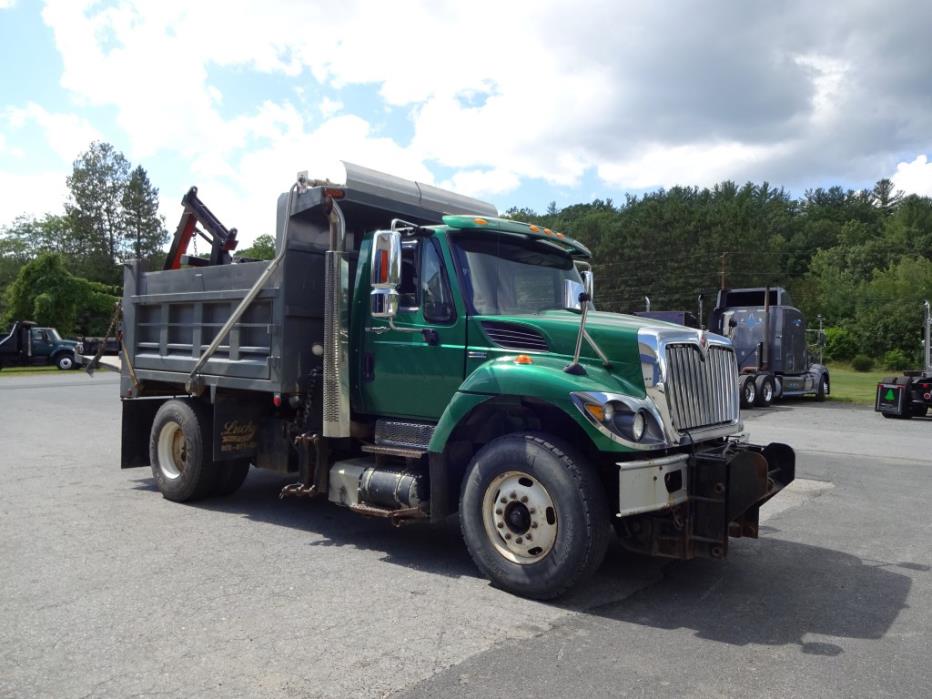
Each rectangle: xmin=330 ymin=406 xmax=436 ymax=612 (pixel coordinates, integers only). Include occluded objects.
xmin=370 ymin=230 xmax=401 ymax=288
xmin=370 ymin=230 xmax=402 ymax=319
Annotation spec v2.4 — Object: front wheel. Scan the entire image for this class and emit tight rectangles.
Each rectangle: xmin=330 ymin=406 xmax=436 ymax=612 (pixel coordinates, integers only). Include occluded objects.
xmin=55 ymin=353 xmax=75 ymax=370
xmin=815 ymin=374 xmax=828 ymax=402
xmin=459 ymin=433 xmax=609 ymax=599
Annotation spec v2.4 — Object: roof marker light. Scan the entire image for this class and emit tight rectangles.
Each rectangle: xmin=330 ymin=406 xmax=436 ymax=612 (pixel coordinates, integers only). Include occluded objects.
xmin=514 ymin=354 xmax=534 ymax=365
xmin=474 ymin=217 xmax=488 ymax=225
xmin=529 ymin=224 xmax=540 ymax=232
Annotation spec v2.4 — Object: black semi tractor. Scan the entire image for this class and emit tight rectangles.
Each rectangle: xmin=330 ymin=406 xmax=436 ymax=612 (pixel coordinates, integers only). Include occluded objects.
xmin=709 ymin=287 xmax=829 ymax=408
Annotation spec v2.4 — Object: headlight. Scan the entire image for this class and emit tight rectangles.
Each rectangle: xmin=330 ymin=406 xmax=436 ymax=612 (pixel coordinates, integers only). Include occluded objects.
xmin=571 ymin=392 xmax=667 ymax=448
xmin=632 ymin=411 xmax=646 ymax=441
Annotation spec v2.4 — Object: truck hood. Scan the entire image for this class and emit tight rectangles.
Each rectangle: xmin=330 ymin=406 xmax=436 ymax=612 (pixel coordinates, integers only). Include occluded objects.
xmin=478 ymin=310 xmax=689 ymax=391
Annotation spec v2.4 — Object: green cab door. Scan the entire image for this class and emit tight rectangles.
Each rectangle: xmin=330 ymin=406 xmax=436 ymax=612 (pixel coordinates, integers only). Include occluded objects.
xmin=360 ymin=235 xmax=466 ymax=420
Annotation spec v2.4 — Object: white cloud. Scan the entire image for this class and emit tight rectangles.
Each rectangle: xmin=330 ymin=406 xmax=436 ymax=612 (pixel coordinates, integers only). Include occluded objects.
xmin=2 ymin=102 xmax=102 ymax=162
xmin=891 ymin=155 xmax=932 ymax=197
xmin=598 ymin=141 xmax=788 ymax=190
xmin=0 ymin=170 xmax=69 ymax=224
xmin=440 ymin=169 xmax=521 ymax=199
xmin=319 ymin=97 xmax=343 ymax=118
xmin=0 ymin=0 xmax=17 ymax=9
xmin=15 ymin=0 xmax=932 ymax=236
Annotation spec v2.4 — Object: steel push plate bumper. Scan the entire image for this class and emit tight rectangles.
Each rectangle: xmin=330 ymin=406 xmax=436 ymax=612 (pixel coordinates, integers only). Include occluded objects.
xmin=616 ymin=441 xmax=795 ymax=560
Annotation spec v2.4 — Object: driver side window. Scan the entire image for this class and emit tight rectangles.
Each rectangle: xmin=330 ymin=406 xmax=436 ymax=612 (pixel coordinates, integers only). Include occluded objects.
xmin=421 ymin=241 xmax=454 ymax=324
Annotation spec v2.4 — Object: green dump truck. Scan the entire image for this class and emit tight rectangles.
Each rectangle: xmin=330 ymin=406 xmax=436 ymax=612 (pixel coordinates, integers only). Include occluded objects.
xmin=112 ymin=162 xmax=795 ymax=599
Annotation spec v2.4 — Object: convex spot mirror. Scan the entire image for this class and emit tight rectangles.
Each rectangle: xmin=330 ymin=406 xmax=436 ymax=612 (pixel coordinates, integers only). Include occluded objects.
xmin=370 ymin=230 xmax=402 ymax=319
xmin=581 ymin=270 xmax=594 ymax=303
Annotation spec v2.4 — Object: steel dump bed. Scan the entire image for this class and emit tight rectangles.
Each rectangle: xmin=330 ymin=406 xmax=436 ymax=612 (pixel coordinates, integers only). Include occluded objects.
xmin=120 ymin=162 xmax=497 ymax=396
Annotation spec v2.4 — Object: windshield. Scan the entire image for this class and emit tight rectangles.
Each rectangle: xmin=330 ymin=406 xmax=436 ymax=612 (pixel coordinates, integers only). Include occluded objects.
xmin=451 ymin=233 xmax=583 ymax=315
xmin=46 ymin=328 xmax=62 ymax=342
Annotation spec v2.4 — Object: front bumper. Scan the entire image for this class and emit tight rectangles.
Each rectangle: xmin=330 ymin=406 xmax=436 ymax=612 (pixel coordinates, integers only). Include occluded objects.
xmin=616 ymin=440 xmax=795 ymax=560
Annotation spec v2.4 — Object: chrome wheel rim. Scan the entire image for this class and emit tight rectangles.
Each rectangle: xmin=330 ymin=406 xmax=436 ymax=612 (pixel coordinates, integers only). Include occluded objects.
xmin=481 ymin=471 xmax=557 ymax=564
xmin=157 ymin=422 xmax=187 ymax=480
xmin=59 ymin=356 xmax=73 ymax=369
xmin=763 ymin=382 xmax=773 ymax=402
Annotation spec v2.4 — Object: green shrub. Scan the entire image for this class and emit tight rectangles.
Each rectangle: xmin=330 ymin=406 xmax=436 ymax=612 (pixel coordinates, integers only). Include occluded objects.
xmin=823 ymin=326 xmax=858 ymax=362
xmin=851 ymin=354 xmax=874 ymax=372
xmin=882 ymin=348 xmax=911 ymax=371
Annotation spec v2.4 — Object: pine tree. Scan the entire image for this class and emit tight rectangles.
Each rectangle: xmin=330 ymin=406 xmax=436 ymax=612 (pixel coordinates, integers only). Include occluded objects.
xmin=65 ymin=141 xmax=131 ymax=281
xmin=122 ymin=165 xmax=167 ymax=264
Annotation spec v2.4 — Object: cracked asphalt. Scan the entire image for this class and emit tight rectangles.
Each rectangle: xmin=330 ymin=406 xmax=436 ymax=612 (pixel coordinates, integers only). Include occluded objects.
xmin=1 ymin=375 xmax=930 ymax=698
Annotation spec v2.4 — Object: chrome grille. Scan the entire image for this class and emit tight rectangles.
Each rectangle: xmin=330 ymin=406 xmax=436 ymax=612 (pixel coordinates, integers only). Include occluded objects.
xmin=665 ymin=344 xmax=739 ymax=431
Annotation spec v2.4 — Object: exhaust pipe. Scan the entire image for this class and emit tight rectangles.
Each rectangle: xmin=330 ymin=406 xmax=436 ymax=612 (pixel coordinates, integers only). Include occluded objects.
xmin=322 ymin=200 xmax=350 ymax=438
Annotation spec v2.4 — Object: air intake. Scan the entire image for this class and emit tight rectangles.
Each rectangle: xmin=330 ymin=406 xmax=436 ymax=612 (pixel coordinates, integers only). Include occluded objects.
xmin=481 ymin=321 xmax=549 ymax=352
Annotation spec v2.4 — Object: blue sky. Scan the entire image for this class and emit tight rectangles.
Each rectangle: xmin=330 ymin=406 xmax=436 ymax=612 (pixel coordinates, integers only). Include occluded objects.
xmin=2 ymin=0 xmax=931 ymax=244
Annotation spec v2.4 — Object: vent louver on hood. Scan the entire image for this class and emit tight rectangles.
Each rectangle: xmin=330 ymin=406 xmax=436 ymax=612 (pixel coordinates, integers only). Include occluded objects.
xmin=480 ymin=321 xmax=549 ymax=351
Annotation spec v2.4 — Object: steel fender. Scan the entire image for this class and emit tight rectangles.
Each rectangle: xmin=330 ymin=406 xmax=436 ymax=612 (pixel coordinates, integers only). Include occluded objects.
xmin=430 ymin=355 xmax=644 ymax=454
xmin=428 ymin=391 xmax=492 ymax=453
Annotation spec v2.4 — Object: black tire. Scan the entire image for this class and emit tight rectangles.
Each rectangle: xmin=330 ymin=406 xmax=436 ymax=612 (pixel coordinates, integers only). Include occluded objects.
xmin=772 ymin=376 xmax=783 ymax=400
xmin=149 ymin=399 xmax=217 ymax=502
xmin=911 ymin=405 xmax=929 ymax=418
xmin=754 ymin=375 xmax=774 ymax=407
xmin=459 ymin=432 xmax=610 ymax=600
xmin=55 ymin=352 xmax=75 ymax=370
xmin=215 ymin=460 xmax=251 ymax=496
xmin=739 ymin=375 xmax=757 ymax=409
xmin=815 ymin=374 xmax=828 ymax=402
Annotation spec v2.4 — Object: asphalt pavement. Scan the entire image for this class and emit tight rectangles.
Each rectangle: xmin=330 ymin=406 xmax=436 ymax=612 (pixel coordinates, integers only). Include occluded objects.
xmin=1 ymin=374 xmax=930 ymax=698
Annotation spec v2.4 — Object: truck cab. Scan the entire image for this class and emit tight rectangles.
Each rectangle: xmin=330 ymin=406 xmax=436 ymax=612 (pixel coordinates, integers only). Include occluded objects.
xmin=116 ymin=162 xmax=795 ymax=599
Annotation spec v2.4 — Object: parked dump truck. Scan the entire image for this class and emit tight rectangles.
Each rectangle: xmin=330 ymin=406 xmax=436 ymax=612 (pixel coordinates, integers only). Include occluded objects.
xmin=0 ymin=321 xmax=82 ymax=370
xmin=709 ymin=287 xmax=829 ymax=408
xmin=108 ymin=162 xmax=795 ymax=599
xmin=875 ymin=300 xmax=931 ymax=419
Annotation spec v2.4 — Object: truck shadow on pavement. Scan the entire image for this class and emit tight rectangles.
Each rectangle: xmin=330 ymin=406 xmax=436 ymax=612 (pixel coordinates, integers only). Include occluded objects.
xmin=132 ymin=471 xmax=920 ymax=641
xmin=586 ymin=536 xmax=918 ymax=655
xmin=134 ymin=470 xmax=483 ymax=581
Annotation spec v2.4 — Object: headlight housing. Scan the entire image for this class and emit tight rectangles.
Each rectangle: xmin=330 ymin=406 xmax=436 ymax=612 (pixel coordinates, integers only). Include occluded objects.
xmin=571 ymin=391 xmax=668 ymax=449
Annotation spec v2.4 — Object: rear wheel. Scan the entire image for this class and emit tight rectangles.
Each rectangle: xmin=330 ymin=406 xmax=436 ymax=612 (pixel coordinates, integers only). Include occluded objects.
xmin=740 ymin=375 xmax=757 ymax=409
xmin=754 ymin=375 xmax=774 ymax=407
xmin=459 ymin=432 xmax=609 ymax=599
xmin=149 ymin=399 xmax=217 ymax=502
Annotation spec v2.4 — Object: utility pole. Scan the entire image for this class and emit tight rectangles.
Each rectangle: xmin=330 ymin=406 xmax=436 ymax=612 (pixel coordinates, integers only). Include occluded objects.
xmin=816 ymin=314 xmax=824 ymax=365
xmin=923 ymin=300 xmax=930 ymax=372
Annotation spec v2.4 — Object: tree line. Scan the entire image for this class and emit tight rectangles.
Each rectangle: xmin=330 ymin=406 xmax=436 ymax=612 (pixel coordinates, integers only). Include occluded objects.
xmin=2 ymin=142 xmax=931 ymax=367
xmin=508 ymin=179 xmax=932 ymax=369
